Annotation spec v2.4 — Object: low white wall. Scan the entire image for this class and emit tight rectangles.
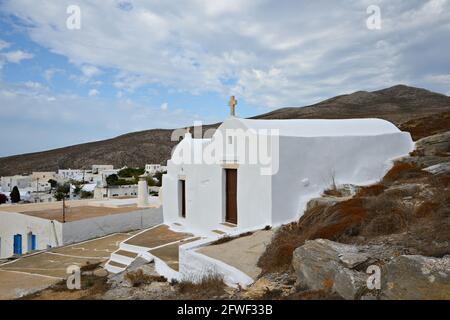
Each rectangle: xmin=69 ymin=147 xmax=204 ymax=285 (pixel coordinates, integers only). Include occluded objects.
xmin=0 ymin=212 xmax=62 ymax=258
xmin=271 ymin=132 xmax=414 ymax=225
xmin=178 ymin=239 xmax=254 ymax=288
xmin=61 ymin=207 xmax=163 ymax=245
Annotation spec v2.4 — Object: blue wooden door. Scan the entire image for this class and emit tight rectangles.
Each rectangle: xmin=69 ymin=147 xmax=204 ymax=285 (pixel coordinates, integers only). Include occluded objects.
xmin=13 ymin=234 xmax=22 ymax=255
xmin=31 ymin=234 xmax=36 ymax=251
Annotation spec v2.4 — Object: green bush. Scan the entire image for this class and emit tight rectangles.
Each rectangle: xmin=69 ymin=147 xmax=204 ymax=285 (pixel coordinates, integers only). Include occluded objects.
xmin=10 ymin=186 xmax=21 ymax=203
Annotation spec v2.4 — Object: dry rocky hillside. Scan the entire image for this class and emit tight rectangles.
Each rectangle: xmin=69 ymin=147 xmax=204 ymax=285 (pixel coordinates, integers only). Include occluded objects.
xmin=1 ymin=84 xmax=449 ymax=176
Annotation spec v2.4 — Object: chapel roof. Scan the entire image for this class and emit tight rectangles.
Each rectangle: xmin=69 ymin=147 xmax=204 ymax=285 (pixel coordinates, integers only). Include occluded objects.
xmin=225 ymin=117 xmax=401 ymax=137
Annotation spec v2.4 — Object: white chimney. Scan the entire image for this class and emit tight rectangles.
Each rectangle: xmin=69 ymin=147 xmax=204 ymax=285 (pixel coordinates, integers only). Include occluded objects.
xmin=137 ymin=174 xmax=149 ymax=208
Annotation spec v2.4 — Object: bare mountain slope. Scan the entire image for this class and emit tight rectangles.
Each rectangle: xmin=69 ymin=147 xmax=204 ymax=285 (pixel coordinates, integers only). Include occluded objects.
xmin=1 ymin=85 xmax=449 ymax=176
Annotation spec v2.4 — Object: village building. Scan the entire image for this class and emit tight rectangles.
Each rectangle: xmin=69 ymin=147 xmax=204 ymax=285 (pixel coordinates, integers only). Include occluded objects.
xmin=57 ymin=169 xmax=86 ymax=182
xmin=0 ymin=198 xmax=162 ymax=259
xmin=145 ymin=164 xmax=167 ymax=175
xmin=0 ymin=175 xmax=32 ymax=192
xmin=93 ymin=184 xmax=138 ymax=199
xmin=31 ymin=171 xmax=57 ymax=182
xmin=92 ymin=164 xmax=114 ymax=174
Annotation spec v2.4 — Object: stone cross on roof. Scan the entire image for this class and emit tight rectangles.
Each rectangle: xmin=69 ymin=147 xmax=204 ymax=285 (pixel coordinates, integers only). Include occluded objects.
xmin=228 ymin=95 xmax=237 ymax=117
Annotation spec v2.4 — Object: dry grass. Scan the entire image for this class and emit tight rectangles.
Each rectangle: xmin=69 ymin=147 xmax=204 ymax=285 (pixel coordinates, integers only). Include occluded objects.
xmin=322 ymin=188 xmax=344 ymax=197
xmin=259 ymin=159 xmax=450 ymax=274
xmin=258 ymin=198 xmax=367 ymax=274
xmin=399 ymin=111 xmax=450 ymax=140
xmin=177 ymin=272 xmax=226 ymax=299
xmin=124 ymin=269 xmax=166 ymax=287
xmin=382 ymin=162 xmax=426 ymax=184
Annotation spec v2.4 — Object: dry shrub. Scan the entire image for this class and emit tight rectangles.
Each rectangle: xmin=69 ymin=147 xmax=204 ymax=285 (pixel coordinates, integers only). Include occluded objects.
xmin=414 ymin=200 xmax=440 ymax=218
xmin=357 ymin=183 xmax=385 ymax=197
xmin=382 ymin=162 xmax=425 ymax=184
xmin=360 ymin=196 xmax=408 ymax=236
xmin=177 ymin=272 xmax=226 ymax=298
xmin=322 ymin=188 xmax=344 ymax=197
xmin=399 ymin=111 xmax=450 ymax=140
xmin=124 ymin=269 xmax=166 ymax=287
xmin=81 ymin=261 xmax=101 ymax=272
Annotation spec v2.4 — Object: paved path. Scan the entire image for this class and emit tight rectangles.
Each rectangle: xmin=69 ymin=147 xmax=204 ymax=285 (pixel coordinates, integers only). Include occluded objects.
xmin=0 ymin=232 xmax=135 ymax=299
xmin=197 ymin=230 xmax=274 ymax=279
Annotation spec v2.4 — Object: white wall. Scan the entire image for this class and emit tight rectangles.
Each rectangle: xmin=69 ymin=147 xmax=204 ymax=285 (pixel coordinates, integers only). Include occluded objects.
xmin=163 ymin=163 xmax=272 ymax=232
xmin=61 ymin=207 xmax=163 ymax=244
xmin=0 ymin=212 xmax=62 ymax=258
xmin=271 ymin=132 xmax=414 ymax=225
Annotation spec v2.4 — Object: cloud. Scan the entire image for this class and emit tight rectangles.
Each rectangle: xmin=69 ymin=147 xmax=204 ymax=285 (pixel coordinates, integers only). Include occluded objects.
xmin=0 ymin=40 xmax=10 ymax=51
xmin=2 ymin=50 xmax=34 ymax=63
xmin=160 ymin=102 xmax=168 ymax=111
xmin=425 ymin=74 xmax=450 ymax=85
xmin=88 ymin=88 xmax=99 ymax=96
xmin=0 ymin=80 xmax=212 ymax=156
xmin=1 ymin=0 xmax=449 ymax=109
xmin=81 ymin=65 xmax=101 ymax=78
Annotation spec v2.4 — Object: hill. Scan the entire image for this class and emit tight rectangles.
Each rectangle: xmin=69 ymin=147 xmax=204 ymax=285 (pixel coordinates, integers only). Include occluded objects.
xmin=0 ymin=84 xmax=449 ymax=176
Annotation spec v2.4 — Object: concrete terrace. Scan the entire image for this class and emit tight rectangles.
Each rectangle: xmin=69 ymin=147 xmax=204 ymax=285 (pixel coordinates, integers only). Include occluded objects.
xmin=124 ymin=224 xmax=193 ymax=248
xmin=0 ymin=198 xmax=159 ymax=222
xmin=197 ymin=230 xmax=274 ymax=279
xmin=0 ymin=232 xmax=136 ymax=299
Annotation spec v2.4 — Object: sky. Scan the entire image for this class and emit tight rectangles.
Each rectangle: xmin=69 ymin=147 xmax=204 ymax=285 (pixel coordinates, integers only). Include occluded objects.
xmin=0 ymin=0 xmax=449 ymax=157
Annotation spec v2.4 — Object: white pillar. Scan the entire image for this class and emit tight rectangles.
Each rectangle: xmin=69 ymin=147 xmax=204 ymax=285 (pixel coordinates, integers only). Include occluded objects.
xmin=137 ymin=175 xmax=149 ymax=208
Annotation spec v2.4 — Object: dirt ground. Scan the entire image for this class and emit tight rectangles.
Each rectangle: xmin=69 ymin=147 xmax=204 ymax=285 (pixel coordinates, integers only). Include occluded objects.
xmin=0 ymin=270 xmax=60 ymax=300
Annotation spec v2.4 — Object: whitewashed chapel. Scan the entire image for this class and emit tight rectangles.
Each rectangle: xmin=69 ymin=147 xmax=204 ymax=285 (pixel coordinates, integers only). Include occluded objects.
xmin=162 ymin=97 xmax=414 ymax=234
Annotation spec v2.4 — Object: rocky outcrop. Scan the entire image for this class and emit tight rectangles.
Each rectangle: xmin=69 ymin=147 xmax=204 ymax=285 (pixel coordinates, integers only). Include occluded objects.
xmin=405 ymin=131 xmax=450 ymax=168
xmin=424 ymin=162 xmax=450 ymax=176
xmin=292 ymin=239 xmax=388 ymax=299
xmin=292 ymin=239 xmax=450 ymax=300
xmin=415 ymin=131 xmax=450 ymax=156
xmin=381 ymin=255 xmax=450 ymax=300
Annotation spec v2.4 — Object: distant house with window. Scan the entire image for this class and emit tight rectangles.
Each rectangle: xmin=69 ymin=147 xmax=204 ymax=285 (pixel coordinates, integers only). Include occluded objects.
xmin=145 ymin=164 xmax=167 ymax=175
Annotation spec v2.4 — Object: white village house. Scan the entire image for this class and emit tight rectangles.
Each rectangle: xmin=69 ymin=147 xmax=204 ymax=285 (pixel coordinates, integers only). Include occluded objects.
xmin=162 ymin=100 xmax=414 ymax=234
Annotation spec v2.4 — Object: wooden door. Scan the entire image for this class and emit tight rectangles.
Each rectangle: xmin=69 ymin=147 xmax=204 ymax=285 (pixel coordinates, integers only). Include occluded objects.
xmin=180 ymin=180 xmax=186 ymax=218
xmin=225 ymin=169 xmax=237 ymax=224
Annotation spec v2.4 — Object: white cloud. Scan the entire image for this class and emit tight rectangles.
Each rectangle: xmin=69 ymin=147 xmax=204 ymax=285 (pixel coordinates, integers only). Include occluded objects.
xmin=43 ymin=68 xmax=64 ymax=81
xmin=2 ymin=50 xmax=34 ymax=63
xmin=0 ymin=80 xmax=213 ymax=156
xmin=88 ymin=88 xmax=99 ymax=97
xmin=425 ymin=74 xmax=450 ymax=85
xmin=160 ymin=102 xmax=168 ymax=111
xmin=81 ymin=65 xmax=101 ymax=78
xmin=1 ymin=0 xmax=449 ymax=108
xmin=0 ymin=40 xmax=10 ymax=51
